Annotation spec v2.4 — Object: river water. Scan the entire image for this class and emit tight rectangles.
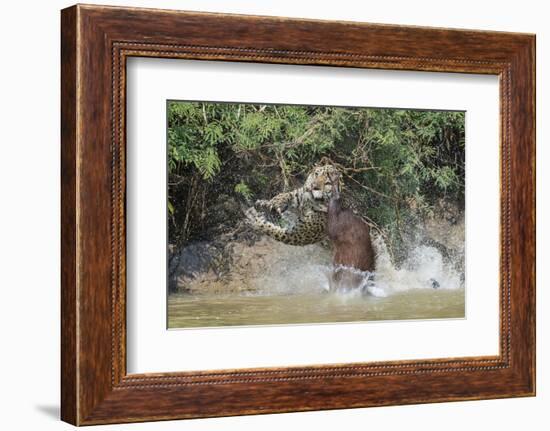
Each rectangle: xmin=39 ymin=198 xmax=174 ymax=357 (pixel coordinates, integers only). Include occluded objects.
xmin=168 ymin=288 xmax=464 ymax=328
xmin=168 ymin=239 xmax=465 ymax=329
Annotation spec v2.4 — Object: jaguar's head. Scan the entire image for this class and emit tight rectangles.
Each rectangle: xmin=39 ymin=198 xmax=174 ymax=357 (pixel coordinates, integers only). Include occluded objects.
xmin=304 ymin=164 xmax=342 ymax=202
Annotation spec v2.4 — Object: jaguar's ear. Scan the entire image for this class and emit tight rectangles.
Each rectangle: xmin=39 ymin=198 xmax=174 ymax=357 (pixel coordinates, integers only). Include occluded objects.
xmin=318 ymin=156 xmax=332 ymax=166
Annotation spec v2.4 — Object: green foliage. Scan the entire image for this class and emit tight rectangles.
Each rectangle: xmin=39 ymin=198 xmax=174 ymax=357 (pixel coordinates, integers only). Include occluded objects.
xmin=167 ymin=200 xmax=175 ymax=216
xmin=234 ymin=181 xmax=253 ymax=201
xmin=167 ymin=101 xmax=465 ymax=252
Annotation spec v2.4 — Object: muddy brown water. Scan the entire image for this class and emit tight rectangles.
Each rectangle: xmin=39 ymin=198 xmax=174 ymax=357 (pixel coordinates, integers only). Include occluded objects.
xmin=168 ymin=287 xmax=465 ymax=329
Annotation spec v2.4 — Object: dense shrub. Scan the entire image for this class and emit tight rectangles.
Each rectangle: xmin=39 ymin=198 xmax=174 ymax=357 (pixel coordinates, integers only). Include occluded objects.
xmin=167 ymin=101 xmax=465 ymax=257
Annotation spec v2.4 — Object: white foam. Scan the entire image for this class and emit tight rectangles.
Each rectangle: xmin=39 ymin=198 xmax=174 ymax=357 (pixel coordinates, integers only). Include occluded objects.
xmin=373 ymin=236 xmax=463 ymax=294
xmin=247 ymin=232 xmax=463 ymax=299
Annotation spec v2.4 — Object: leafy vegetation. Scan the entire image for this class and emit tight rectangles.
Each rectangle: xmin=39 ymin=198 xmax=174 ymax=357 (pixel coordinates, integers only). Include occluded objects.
xmin=167 ymin=101 xmax=465 ymax=258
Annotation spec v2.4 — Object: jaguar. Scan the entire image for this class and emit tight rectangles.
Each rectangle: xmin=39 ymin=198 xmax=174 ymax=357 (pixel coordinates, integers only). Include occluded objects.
xmin=244 ymin=164 xmax=341 ymax=246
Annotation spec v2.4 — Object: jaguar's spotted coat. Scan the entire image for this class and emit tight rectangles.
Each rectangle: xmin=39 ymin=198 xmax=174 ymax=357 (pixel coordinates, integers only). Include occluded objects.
xmin=245 ymin=165 xmax=341 ymax=245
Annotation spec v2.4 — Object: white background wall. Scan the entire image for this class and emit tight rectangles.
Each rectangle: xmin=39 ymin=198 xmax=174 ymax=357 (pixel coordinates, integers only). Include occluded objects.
xmin=0 ymin=0 xmax=546 ymax=429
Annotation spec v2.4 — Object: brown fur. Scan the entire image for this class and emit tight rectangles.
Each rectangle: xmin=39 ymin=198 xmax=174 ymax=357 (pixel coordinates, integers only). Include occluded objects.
xmin=326 ymin=172 xmax=375 ymax=291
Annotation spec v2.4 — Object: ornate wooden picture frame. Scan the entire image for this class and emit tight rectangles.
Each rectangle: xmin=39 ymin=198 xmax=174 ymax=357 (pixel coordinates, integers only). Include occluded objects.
xmin=61 ymin=4 xmax=535 ymax=425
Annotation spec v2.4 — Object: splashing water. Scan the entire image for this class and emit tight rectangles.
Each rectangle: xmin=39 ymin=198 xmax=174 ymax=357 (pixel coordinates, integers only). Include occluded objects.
xmin=372 ymin=235 xmax=463 ymax=293
xmin=250 ymin=235 xmax=462 ymax=298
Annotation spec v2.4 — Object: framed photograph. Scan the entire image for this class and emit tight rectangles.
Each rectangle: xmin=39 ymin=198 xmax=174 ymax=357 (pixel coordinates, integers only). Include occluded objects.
xmin=61 ymin=4 xmax=535 ymax=425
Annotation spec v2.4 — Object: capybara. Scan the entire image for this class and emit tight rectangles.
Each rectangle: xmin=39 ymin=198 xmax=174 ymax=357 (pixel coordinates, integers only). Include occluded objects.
xmin=326 ymin=171 xmax=375 ymax=292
